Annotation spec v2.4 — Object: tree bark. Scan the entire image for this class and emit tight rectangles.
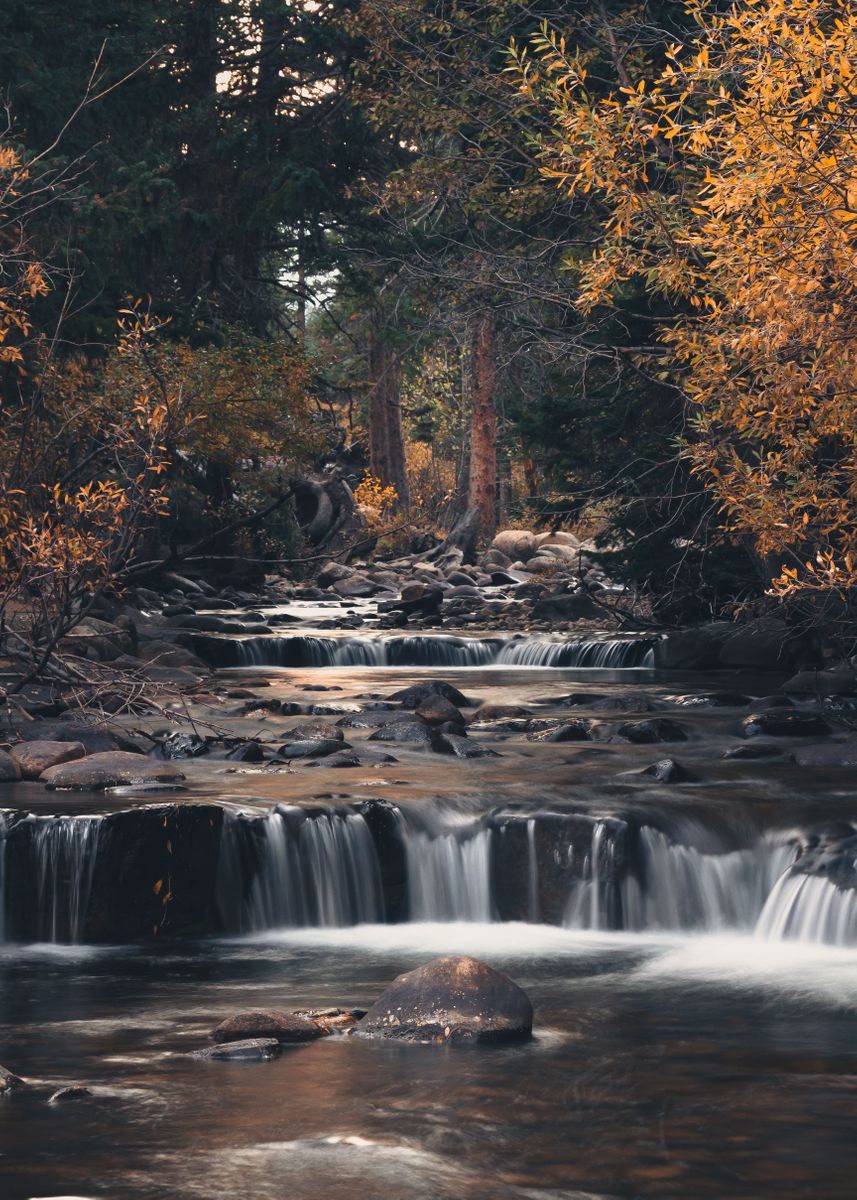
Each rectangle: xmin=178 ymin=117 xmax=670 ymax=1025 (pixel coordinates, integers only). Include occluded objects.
xmin=367 ymin=324 xmax=410 ymax=508
xmin=468 ymin=312 xmax=498 ymax=543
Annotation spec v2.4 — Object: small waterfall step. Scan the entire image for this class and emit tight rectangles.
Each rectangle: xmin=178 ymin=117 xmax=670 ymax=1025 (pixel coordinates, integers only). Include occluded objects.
xmin=206 ymin=632 xmax=657 ymax=670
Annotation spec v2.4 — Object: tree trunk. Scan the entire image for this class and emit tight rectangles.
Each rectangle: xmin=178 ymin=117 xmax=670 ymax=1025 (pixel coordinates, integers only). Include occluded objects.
xmin=467 ymin=312 xmax=498 ymax=543
xmin=367 ymin=325 xmax=410 ymax=509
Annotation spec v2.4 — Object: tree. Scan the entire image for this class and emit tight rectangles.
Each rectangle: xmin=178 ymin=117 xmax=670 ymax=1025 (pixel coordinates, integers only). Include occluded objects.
xmin=521 ymin=0 xmax=857 ymax=601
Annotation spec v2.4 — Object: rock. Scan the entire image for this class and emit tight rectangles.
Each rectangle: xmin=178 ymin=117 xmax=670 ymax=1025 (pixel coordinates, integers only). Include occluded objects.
xmin=718 ymin=618 xmax=802 ymax=670
xmin=434 ymin=733 xmax=498 ymax=758
xmin=491 ymin=530 xmax=537 ymax=561
xmin=16 ymin=721 xmax=137 ymax=754
xmin=722 ymin=743 xmax=785 ymax=760
xmin=333 ymin=575 xmax=378 ymax=598
xmin=294 ymin=1008 xmax=358 ymax=1033
xmin=48 ymin=1085 xmax=91 ymax=1103
xmin=782 ymin=668 xmax=857 ymax=696
xmin=468 ymin=704 xmax=533 ymax=724
xmin=531 ymin=591 xmax=601 ymax=621
xmin=524 ymin=556 xmax=561 ymax=575
xmin=414 ymin=696 xmax=465 ymax=726
xmin=526 ymin=720 xmax=592 ymax=743
xmin=368 ymin=722 xmax=438 ymax=746
xmin=750 ymin=694 xmax=794 ymax=711
xmin=278 ymin=739 xmax=350 ymax=759
xmin=211 ymin=1010 xmax=324 ymax=1044
xmin=324 ymin=749 xmax=398 ymax=768
xmin=653 ymin=623 xmax=733 ymax=670
xmin=0 ymin=1064 xmax=24 ymax=1093
xmin=480 ymin=548 xmax=513 ymax=571
xmin=641 ymin=758 xmax=689 ymax=783
xmin=137 ymin=641 xmax=208 ymax=669
xmin=741 ymin=712 xmax=832 ymax=739
xmin=0 ymin=750 xmax=22 ymax=782
xmin=9 ymin=740 xmax=85 ymax=780
xmin=791 ymin=743 xmax=857 ymax=767
xmin=191 ymin=1038 xmax=281 ymax=1062
xmin=358 ymin=955 xmax=533 ymax=1044
xmin=41 ymin=751 xmax=185 ymax=790
xmin=667 ymin=692 xmax=752 ymax=708
xmin=282 ymin=722 xmax=345 ymax=743
xmin=155 ymin=732 xmax=208 ymax=760
xmin=225 ymin=741 xmax=266 ymax=763
xmin=337 ymin=710 xmax=419 ymax=729
xmin=393 ymin=582 xmax=444 ymax=616
xmin=536 ymin=531 xmax=579 ymax=548
xmin=317 ymin=561 xmax=354 ymax=587
xmin=616 ymin=719 xmax=689 ymax=744
xmin=390 ymin=681 xmax=473 ymax=708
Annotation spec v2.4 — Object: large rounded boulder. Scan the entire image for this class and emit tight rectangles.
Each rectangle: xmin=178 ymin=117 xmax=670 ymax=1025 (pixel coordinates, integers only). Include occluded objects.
xmin=358 ymin=955 xmax=533 ymax=1044
xmin=491 ymin=529 xmax=537 ymax=561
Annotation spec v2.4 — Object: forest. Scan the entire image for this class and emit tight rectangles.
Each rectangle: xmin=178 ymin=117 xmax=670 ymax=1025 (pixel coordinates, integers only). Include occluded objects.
xmin=3 ymin=0 xmax=854 ymax=674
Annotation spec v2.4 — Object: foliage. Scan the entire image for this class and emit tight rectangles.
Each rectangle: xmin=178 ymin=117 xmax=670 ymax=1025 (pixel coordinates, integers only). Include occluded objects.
xmin=521 ymin=0 xmax=857 ymax=597
xmin=353 ymin=471 xmax=398 ymax=533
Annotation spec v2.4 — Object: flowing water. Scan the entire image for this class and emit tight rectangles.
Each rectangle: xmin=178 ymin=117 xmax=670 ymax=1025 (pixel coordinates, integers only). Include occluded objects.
xmin=2 ymin=613 xmax=857 ymax=1197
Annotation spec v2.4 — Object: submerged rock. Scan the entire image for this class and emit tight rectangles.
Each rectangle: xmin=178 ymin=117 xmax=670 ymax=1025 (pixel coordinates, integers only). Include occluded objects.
xmin=277 ymin=739 xmax=348 ymax=760
xmin=211 ymin=1010 xmax=324 ymax=1044
xmin=0 ymin=750 xmax=22 ymax=782
xmin=0 ymin=1064 xmax=24 ymax=1094
xmin=641 ymin=758 xmax=690 ymax=783
xmin=526 ymin=720 xmax=592 ymax=743
xmin=191 ymin=1038 xmax=281 ymax=1062
xmin=40 ymin=751 xmax=185 ymax=789
xmin=48 ymin=1084 xmax=91 ymax=1103
xmin=390 ymin=681 xmax=473 ymax=709
xmin=358 ymin=955 xmax=533 ymax=1044
xmin=616 ymin=719 xmax=688 ymax=744
xmin=741 ymin=712 xmax=831 ymax=739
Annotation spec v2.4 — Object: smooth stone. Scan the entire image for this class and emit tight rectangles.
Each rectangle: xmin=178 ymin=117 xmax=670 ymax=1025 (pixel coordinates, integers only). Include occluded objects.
xmin=741 ymin=712 xmax=831 ymax=739
xmin=0 ymin=749 xmax=22 ymax=782
xmin=390 ymin=681 xmax=473 ymax=708
xmin=722 ymin=743 xmax=785 ymax=760
xmin=641 ymin=758 xmax=690 ymax=783
xmin=0 ymin=1063 xmax=24 ymax=1093
xmin=616 ymin=719 xmax=689 ymax=744
xmin=414 ymin=696 xmax=465 ymax=726
xmin=434 ymin=733 xmax=498 ymax=758
xmin=211 ymin=1010 xmax=324 ymax=1044
xmin=9 ymin=740 xmax=85 ymax=780
xmin=526 ymin=720 xmax=592 ymax=743
xmin=48 ymin=1085 xmax=91 ymax=1103
xmin=281 ymin=723 xmax=345 ymax=743
xmin=358 ymin=955 xmax=533 ymax=1044
xmin=41 ymin=751 xmax=185 ymax=790
xmin=191 ymin=1038 xmax=281 ymax=1061
xmin=277 ymin=739 xmax=349 ymax=759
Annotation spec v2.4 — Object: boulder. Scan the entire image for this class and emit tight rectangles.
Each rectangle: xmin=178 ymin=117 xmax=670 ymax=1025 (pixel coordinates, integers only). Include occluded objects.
xmin=332 ymin=575 xmax=378 ymax=598
xmin=368 ymin=722 xmax=438 ymax=746
xmin=16 ymin=720 xmax=139 ymax=754
xmin=641 ymin=758 xmax=689 ymax=783
xmin=277 ymin=739 xmax=349 ymax=760
xmin=531 ymin=591 xmax=601 ymax=621
xmin=616 ymin=719 xmax=689 ymax=744
xmin=718 ymin=618 xmax=802 ymax=670
xmin=191 ymin=1038 xmax=281 ymax=1062
xmin=390 ymin=681 xmax=473 ymax=708
xmin=0 ymin=750 xmax=22 ymax=782
xmin=653 ymin=623 xmax=732 ymax=670
xmin=468 ymin=704 xmax=533 ymax=724
xmin=358 ymin=955 xmax=533 ymax=1044
xmin=782 ymin=668 xmax=857 ymax=696
xmin=10 ymin=740 xmax=85 ymax=780
xmin=791 ymin=743 xmax=857 ymax=767
xmin=414 ymin=696 xmax=465 ymax=726
xmin=41 ymin=751 xmax=185 ymax=790
xmin=741 ymin=712 xmax=831 ymax=739
xmin=393 ymin=582 xmax=444 ymax=616
xmin=48 ymin=1085 xmax=91 ymax=1103
xmin=491 ymin=530 xmax=537 ymax=561
xmin=281 ymin=723 xmax=345 ymax=742
xmin=434 ymin=733 xmax=498 ymax=758
xmin=317 ymin=561 xmax=354 ymax=587
xmin=0 ymin=1064 xmax=24 ymax=1094
xmin=526 ymin=720 xmax=592 ymax=743
xmin=211 ymin=1010 xmax=324 ymax=1044
xmin=722 ymin=743 xmax=785 ymax=760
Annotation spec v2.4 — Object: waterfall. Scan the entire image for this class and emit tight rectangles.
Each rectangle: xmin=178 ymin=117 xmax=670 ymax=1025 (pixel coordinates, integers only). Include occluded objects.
xmin=527 ymin=818 xmax=539 ymax=923
xmin=565 ymin=821 xmax=797 ymax=933
xmin=234 ymin=633 xmax=655 ymax=670
xmin=220 ymin=809 xmax=385 ymax=933
xmin=405 ymin=825 xmax=494 ymax=922
xmin=0 ymin=812 xmax=7 ymax=943
xmin=755 ymin=872 xmax=857 ymax=946
xmin=29 ymin=815 xmax=103 ymax=943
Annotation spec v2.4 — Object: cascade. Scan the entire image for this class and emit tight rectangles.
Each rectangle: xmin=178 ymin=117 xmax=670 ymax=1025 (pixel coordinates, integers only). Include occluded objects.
xmin=235 ymin=633 xmax=656 ymax=670
xmin=564 ymin=821 xmax=797 ymax=933
xmin=405 ymin=823 xmax=494 ymax=921
xmin=755 ymin=871 xmax=857 ymax=947
xmin=218 ymin=809 xmax=385 ymax=933
xmin=28 ymin=815 xmax=103 ymax=943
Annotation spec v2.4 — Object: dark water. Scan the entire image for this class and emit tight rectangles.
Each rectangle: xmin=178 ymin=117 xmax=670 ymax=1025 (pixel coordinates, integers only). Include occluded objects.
xmin=4 ymin=928 xmax=857 ymax=1199
xmin=3 ymin=614 xmax=857 ymax=1198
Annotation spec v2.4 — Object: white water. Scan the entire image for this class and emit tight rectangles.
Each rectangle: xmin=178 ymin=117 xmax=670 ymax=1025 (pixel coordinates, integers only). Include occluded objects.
xmin=235 ymin=633 xmax=655 ymax=670
xmin=406 ymin=827 xmax=494 ymax=922
xmin=756 ymin=871 xmax=857 ymax=946
xmin=31 ymin=815 xmax=103 ymax=943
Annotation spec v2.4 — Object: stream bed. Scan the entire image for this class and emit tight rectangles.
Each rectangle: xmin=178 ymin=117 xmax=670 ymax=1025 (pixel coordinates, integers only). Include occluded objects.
xmin=3 ymin=613 xmax=857 ymax=1197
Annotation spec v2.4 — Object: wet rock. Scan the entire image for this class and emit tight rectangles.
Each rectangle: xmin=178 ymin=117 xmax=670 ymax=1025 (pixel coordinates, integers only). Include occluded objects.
xmin=722 ymin=743 xmax=785 ymax=760
xmin=434 ymin=733 xmax=498 ymax=758
xmin=48 ymin=1084 xmax=91 ymax=1103
xmin=531 ymin=591 xmax=601 ymax=621
xmin=9 ymin=740 xmax=86 ymax=780
xmin=526 ymin=720 xmax=592 ymax=743
xmin=592 ymin=694 xmax=661 ymax=713
xmin=782 ymin=668 xmax=857 ymax=696
xmin=154 ymin=732 xmax=209 ymax=760
xmin=333 ymin=575 xmax=378 ymax=598
xmin=323 ymin=749 xmax=398 ymax=768
xmin=191 ymin=1038 xmax=281 ymax=1062
xmin=750 ymin=694 xmax=794 ymax=711
xmin=294 ymin=1008 xmax=358 ymax=1033
xmin=367 ymin=722 xmax=438 ymax=746
xmin=653 ymin=623 xmax=732 ymax=670
xmin=468 ymin=704 xmax=533 ymax=724
xmin=414 ymin=695 xmax=465 ymax=727
xmin=666 ymin=692 xmax=752 ymax=708
xmin=16 ymin=721 xmax=138 ymax=754
xmin=0 ymin=1064 xmax=24 ymax=1094
xmin=282 ymin=723 xmax=345 ymax=743
xmin=224 ymin=741 xmax=267 ymax=763
xmin=41 ymin=751 xmax=185 ymax=789
xmin=390 ymin=681 xmax=473 ymax=708
xmin=615 ymin=719 xmax=689 ymax=744
xmin=278 ymin=739 xmax=350 ymax=759
xmin=741 ymin=712 xmax=831 ymax=739
xmin=0 ymin=750 xmax=22 ymax=782
xmin=791 ymin=743 xmax=857 ymax=767
xmin=392 ymin=582 xmax=444 ymax=616
xmin=317 ymin=561 xmax=354 ymax=587
xmin=337 ymin=710 xmax=418 ymax=730
xmin=641 ymin=758 xmax=690 ymax=783
xmin=358 ymin=955 xmax=533 ymax=1044
xmin=211 ymin=1010 xmax=324 ymax=1044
